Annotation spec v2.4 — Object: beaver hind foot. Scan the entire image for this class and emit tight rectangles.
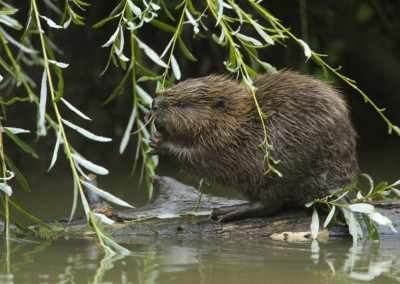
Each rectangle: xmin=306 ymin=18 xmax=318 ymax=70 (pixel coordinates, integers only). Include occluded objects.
xmin=209 ymin=201 xmax=285 ymax=222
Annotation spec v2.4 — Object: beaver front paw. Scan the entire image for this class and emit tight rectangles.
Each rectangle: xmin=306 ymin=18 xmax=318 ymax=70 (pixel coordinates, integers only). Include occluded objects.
xmin=149 ymin=132 xmax=171 ymax=155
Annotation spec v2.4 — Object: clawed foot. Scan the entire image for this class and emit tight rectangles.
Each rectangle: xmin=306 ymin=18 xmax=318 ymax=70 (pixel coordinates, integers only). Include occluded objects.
xmin=209 ymin=201 xmax=284 ymax=222
xmin=149 ymin=132 xmax=170 ymax=155
xmin=208 ymin=201 xmax=267 ymax=222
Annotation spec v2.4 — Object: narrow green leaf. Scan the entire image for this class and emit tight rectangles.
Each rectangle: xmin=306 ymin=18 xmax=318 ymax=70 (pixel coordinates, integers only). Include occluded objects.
xmin=0 ymin=57 xmax=19 ymax=79
xmin=5 ymin=155 xmax=30 ymax=192
xmin=362 ymin=214 xmax=379 ymax=241
xmin=104 ymin=85 xmax=124 ymax=105
xmin=150 ymin=19 xmax=176 ymax=32
xmin=374 ymin=181 xmax=388 ymax=192
xmin=0 ymin=210 xmax=35 ymax=234
xmin=2 ymin=127 xmax=38 ymax=158
xmin=178 ymin=37 xmax=197 ymax=61
xmin=160 ymin=0 xmax=175 ymax=21
xmin=103 ymin=64 xmax=132 ymax=105
xmin=0 ymin=8 xmax=19 ymax=16
xmin=93 ymin=16 xmax=115 ymax=28
xmin=73 ymin=0 xmax=91 ymax=7
xmin=9 ymin=200 xmax=51 ymax=229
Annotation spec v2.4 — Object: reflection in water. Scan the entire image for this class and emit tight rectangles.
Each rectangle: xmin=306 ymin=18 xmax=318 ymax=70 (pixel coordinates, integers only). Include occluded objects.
xmin=1 ymin=236 xmax=400 ymax=283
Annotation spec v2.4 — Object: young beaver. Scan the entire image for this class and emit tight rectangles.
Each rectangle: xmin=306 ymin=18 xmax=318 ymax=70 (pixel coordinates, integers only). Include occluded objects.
xmin=147 ymin=70 xmax=358 ymax=222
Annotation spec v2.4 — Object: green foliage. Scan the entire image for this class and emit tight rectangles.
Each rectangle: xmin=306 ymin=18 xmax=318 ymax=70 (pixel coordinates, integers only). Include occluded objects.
xmin=308 ymin=175 xmax=399 ymax=243
xmin=0 ymin=0 xmax=399 ymax=256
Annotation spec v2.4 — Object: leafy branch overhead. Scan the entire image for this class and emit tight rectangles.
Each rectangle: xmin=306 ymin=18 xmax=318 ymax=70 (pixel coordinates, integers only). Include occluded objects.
xmin=0 ymin=0 xmax=399 ymax=253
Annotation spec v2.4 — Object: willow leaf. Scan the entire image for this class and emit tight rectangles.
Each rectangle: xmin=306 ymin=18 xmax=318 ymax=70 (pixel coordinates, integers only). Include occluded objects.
xmin=9 ymin=200 xmax=51 ymax=229
xmin=80 ymin=179 xmax=135 ymax=208
xmin=0 ymin=210 xmax=35 ymax=234
xmin=323 ymin=205 xmax=336 ymax=228
xmin=349 ymin=203 xmax=375 ymax=214
xmin=0 ymin=57 xmax=18 ymax=79
xmin=48 ymin=60 xmax=69 ymax=68
xmin=127 ymin=0 xmax=142 ymax=16
xmin=171 ymin=55 xmax=181 ymax=80
xmin=0 ymin=27 xmax=36 ymax=53
xmin=72 ymin=154 xmax=109 ymax=175
xmin=135 ymin=37 xmax=167 ymax=68
xmin=48 ymin=129 xmax=62 ymax=172
xmin=150 ymin=19 xmax=176 ymax=33
xmin=120 ymin=105 xmax=137 ymax=154
xmin=178 ymin=37 xmax=197 ymax=61
xmin=2 ymin=127 xmax=30 ymax=134
xmin=0 ymin=183 xmax=12 ymax=196
xmin=136 ymin=84 xmax=153 ymax=105
xmin=2 ymin=127 xmax=38 ymax=158
xmin=102 ymin=27 xmax=120 ymax=47
xmin=310 ymin=207 xmax=319 ymax=240
xmin=40 ymin=15 xmax=63 ymax=29
xmin=61 ymin=98 xmax=91 ymax=120
xmin=297 ymin=39 xmax=312 ymax=61
xmin=62 ymin=119 xmax=112 ymax=142
xmin=92 ymin=212 xmax=115 ymax=225
xmin=93 ymin=16 xmax=115 ymax=28
xmin=69 ymin=176 xmax=79 ymax=222
xmin=5 ymin=155 xmax=30 ymax=192
xmin=37 ymin=69 xmax=47 ymax=136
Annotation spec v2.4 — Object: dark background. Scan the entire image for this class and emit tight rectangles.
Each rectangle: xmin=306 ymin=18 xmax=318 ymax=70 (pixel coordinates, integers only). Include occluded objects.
xmin=1 ymin=0 xmax=399 ymax=220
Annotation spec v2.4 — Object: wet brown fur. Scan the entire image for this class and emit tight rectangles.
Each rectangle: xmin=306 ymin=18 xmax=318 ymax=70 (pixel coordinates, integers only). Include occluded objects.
xmin=150 ymin=70 xmax=358 ymax=209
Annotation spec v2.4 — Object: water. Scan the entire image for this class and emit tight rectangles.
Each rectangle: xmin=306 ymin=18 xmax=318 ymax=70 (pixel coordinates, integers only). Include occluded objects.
xmin=1 ymin=136 xmax=399 ymax=283
xmin=2 ymin=236 xmax=400 ymax=283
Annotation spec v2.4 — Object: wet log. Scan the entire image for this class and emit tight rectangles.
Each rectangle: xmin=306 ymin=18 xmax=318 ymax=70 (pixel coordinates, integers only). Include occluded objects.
xmin=51 ymin=175 xmax=400 ymax=242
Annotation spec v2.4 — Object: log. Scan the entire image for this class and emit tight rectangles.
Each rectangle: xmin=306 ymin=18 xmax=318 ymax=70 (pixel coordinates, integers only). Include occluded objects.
xmin=51 ymin=175 xmax=400 ymax=242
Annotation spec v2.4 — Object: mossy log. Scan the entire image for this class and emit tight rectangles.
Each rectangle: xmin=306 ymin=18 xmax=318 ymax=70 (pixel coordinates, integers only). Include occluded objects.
xmin=53 ymin=175 xmax=400 ymax=242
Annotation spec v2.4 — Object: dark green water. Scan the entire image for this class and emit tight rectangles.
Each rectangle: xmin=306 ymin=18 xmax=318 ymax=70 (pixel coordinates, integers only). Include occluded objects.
xmin=2 ymin=236 xmax=400 ymax=283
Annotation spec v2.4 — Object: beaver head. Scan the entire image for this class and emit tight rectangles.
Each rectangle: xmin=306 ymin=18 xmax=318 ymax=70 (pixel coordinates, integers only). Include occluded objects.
xmin=147 ymin=75 xmax=252 ymax=143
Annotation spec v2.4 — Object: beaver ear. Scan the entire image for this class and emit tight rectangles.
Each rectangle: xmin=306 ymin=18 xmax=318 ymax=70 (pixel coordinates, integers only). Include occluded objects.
xmin=213 ymin=98 xmax=229 ymax=112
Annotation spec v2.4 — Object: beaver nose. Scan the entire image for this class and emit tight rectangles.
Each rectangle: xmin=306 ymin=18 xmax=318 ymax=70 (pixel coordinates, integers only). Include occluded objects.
xmin=152 ymin=96 xmax=160 ymax=110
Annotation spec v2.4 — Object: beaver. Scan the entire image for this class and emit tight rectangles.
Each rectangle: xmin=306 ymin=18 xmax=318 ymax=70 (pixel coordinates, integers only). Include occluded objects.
xmin=146 ymin=70 xmax=358 ymax=222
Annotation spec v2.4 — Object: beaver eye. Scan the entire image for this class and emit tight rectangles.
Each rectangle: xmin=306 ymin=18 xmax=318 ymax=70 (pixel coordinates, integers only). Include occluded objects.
xmin=178 ymin=102 xmax=186 ymax=108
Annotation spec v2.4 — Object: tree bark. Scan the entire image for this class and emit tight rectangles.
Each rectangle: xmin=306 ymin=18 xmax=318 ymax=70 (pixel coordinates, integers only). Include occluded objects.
xmin=48 ymin=175 xmax=400 ymax=242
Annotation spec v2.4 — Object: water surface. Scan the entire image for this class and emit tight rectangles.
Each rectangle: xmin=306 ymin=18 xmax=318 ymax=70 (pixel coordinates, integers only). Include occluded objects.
xmin=2 ymin=236 xmax=400 ymax=283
